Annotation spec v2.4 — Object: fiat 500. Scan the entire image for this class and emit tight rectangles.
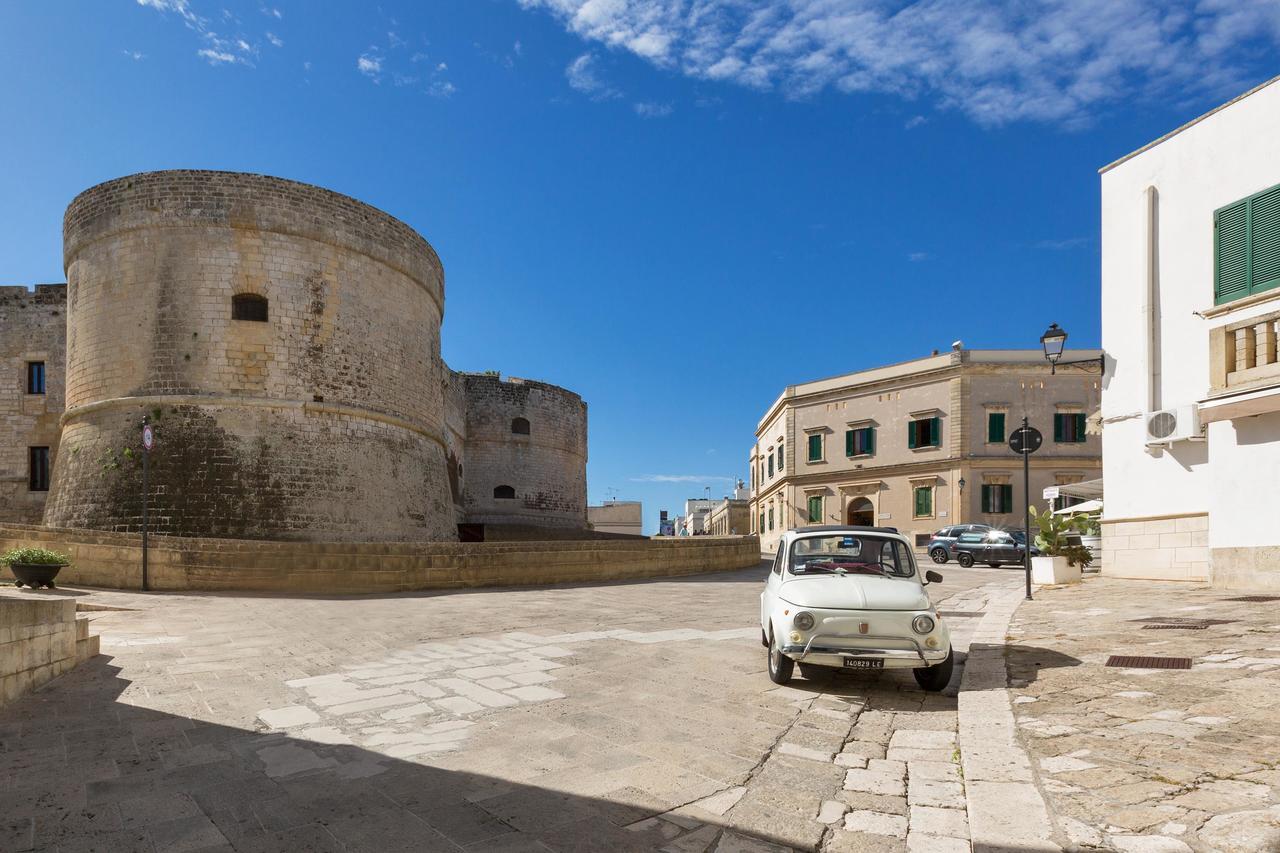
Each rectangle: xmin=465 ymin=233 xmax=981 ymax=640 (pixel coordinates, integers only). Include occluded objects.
xmin=760 ymin=526 xmax=953 ymax=691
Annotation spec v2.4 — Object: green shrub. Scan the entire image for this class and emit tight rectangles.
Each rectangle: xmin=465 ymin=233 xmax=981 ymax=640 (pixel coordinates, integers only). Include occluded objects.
xmin=1 ymin=547 xmax=70 ymax=566
xmin=1027 ymin=507 xmax=1094 ymax=568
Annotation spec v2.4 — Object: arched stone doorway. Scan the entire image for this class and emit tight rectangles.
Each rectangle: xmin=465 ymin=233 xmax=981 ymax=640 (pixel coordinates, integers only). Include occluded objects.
xmin=847 ymin=497 xmax=874 ymax=526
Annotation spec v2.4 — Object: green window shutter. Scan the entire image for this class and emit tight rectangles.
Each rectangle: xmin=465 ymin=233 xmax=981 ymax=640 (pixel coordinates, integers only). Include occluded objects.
xmin=777 ymin=445 xmax=784 ymax=472
xmin=1053 ymin=414 xmax=1064 ymax=442
xmin=866 ymin=427 xmax=875 ymax=455
xmin=1002 ymin=485 xmax=1013 ymax=512
xmin=1251 ymin=186 xmax=1280 ymax=295
xmin=914 ymin=487 xmax=932 ymax=517
xmin=768 ymin=455 xmax=774 ymax=477
xmin=980 ymin=485 xmax=992 ymax=513
xmin=1074 ymin=413 xmax=1087 ymax=441
xmin=988 ymin=412 xmax=1005 ymax=443
xmin=846 ymin=430 xmax=854 ymax=457
xmin=908 ymin=422 xmax=917 ymax=449
xmin=1216 ymin=200 xmax=1249 ymax=304
xmin=808 ymin=496 xmax=822 ymax=523
xmin=929 ymin=417 xmax=940 ymax=447
xmin=808 ymin=434 xmax=822 ymax=461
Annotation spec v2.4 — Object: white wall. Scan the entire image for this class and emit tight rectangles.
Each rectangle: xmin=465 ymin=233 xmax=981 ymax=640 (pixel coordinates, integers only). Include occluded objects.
xmin=1101 ymin=78 xmax=1280 ymax=553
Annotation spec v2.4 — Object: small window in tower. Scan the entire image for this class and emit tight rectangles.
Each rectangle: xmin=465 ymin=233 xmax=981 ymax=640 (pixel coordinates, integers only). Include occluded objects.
xmin=231 ymin=293 xmax=269 ymax=322
xmin=29 ymin=447 xmax=50 ymax=492
xmin=511 ymin=417 xmax=530 ymax=435
xmin=493 ymin=485 xmax=515 ymax=499
xmin=26 ymin=362 xmax=45 ymax=395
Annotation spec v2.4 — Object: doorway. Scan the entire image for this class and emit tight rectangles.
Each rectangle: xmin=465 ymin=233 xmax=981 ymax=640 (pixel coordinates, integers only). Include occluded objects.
xmin=846 ymin=497 xmax=874 ymax=527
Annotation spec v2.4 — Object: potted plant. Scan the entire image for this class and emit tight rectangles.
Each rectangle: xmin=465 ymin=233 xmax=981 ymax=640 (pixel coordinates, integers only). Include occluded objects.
xmin=1075 ymin=514 xmax=1102 ymax=570
xmin=2 ymin=548 xmax=70 ymax=590
xmin=1027 ymin=507 xmax=1092 ymax=585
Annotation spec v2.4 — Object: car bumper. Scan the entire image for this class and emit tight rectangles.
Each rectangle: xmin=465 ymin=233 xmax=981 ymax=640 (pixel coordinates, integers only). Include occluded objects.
xmin=780 ymin=634 xmax=948 ymax=669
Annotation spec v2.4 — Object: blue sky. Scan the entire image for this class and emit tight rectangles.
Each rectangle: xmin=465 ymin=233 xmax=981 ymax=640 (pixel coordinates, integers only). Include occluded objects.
xmin=2 ymin=2 xmax=1278 ymax=532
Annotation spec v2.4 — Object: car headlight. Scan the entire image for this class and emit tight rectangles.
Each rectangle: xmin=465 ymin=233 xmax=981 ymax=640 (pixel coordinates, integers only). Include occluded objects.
xmin=912 ymin=615 xmax=936 ymax=634
xmin=793 ymin=611 xmax=815 ymax=631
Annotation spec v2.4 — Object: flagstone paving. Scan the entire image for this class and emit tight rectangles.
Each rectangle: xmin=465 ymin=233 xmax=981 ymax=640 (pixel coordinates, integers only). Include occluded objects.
xmin=1007 ymin=577 xmax=1280 ymax=853
xmin=0 ymin=561 xmax=1015 ymax=852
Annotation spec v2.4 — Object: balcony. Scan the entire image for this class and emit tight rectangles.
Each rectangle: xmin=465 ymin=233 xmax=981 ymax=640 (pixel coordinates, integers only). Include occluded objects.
xmin=1204 ymin=308 xmax=1280 ymax=422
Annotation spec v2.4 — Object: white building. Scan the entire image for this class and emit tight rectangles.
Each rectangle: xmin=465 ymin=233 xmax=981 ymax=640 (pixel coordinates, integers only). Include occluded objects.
xmin=683 ymin=498 xmax=717 ymax=535
xmin=1100 ymin=75 xmax=1280 ymax=589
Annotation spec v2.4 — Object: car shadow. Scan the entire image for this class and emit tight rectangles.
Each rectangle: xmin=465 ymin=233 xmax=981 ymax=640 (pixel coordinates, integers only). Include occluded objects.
xmin=989 ymin=643 xmax=1083 ymax=686
xmin=0 ymin=655 xmax=806 ymax=853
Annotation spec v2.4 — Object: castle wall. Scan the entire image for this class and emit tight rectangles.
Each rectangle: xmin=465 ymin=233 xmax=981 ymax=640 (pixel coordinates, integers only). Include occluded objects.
xmin=459 ymin=374 xmax=588 ymax=529
xmin=46 ymin=171 xmax=456 ymax=542
xmin=0 ymin=285 xmax=66 ymax=523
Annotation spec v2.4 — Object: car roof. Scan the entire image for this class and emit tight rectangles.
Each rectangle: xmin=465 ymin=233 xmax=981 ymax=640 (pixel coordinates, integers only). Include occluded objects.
xmin=784 ymin=526 xmax=909 ymax=546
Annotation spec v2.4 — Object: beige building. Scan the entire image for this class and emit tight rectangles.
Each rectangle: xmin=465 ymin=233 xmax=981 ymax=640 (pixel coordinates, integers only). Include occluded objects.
xmin=587 ymin=500 xmax=643 ymax=536
xmin=707 ymin=498 xmax=750 ymax=536
xmin=749 ymin=348 xmax=1102 ymax=553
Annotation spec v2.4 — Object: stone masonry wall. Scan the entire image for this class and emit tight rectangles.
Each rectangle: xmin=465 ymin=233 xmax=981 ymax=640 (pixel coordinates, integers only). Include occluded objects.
xmin=0 ymin=597 xmax=98 ymax=709
xmin=0 ymin=285 xmax=66 ymax=523
xmin=47 ymin=170 xmax=456 ymax=542
xmin=460 ymin=373 xmax=588 ymax=529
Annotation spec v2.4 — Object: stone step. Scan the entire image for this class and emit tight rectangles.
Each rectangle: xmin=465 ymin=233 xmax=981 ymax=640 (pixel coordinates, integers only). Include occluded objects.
xmin=76 ymin=633 xmax=100 ymax=663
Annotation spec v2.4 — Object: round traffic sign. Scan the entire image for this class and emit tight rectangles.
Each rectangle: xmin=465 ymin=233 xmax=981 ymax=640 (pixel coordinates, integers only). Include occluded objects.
xmin=142 ymin=424 xmax=155 ymax=451
xmin=1009 ymin=426 xmax=1042 ymax=455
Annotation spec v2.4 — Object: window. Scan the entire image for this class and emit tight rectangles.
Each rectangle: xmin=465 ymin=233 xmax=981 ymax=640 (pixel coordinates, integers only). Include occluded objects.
xmin=768 ymin=506 xmax=775 ymax=531
xmin=29 ymin=447 xmax=50 ymax=492
xmin=981 ymin=484 xmax=1014 ymax=514
xmin=787 ymin=534 xmax=917 ymax=578
xmin=231 ymin=293 xmax=269 ymax=322
xmin=26 ymin=362 xmax=45 ymax=395
xmin=759 ymin=512 xmax=766 ymax=534
xmin=845 ymin=426 xmax=875 ymax=457
xmin=1054 ymin=413 xmax=1087 ymax=443
xmin=777 ymin=443 xmax=784 ymax=473
xmin=908 ymin=417 xmax=940 ymax=449
xmin=493 ymin=485 xmax=515 ymax=499
xmin=807 ymin=495 xmax=823 ymax=524
xmin=913 ymin=485 xmax=933 ymax=518
xmin=767 ymin=454 xmax=774 ymax=478
xmin=1215 ymin=183 xmax=1280 ymax=305
xmin=987 ymin=412 xmax=1006 ymax=444
xmin=807 ymin=433 xmax=823 ymax=462
xmin=511 ymin=417 xmax=530 ymax=435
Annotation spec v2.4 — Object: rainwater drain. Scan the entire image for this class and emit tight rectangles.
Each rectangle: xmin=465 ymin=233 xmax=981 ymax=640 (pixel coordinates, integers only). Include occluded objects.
xmin=1223 ymin=595 xmax=1280 ymax=603
xmin=1105 ymin=655 xmax=1192 ymax=670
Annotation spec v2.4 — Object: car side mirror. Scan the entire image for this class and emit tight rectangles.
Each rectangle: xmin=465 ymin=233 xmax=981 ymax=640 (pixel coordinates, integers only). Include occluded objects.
xmin=925 ymin=570 xmax=943 ymax=584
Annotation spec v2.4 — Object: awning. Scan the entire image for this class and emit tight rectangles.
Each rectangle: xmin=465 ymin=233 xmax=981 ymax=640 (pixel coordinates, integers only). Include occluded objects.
xmin=1044 ymin=477 xmax=1103 ymax=501
xmin=1053 ymin=498 xmax=1102 ymax=515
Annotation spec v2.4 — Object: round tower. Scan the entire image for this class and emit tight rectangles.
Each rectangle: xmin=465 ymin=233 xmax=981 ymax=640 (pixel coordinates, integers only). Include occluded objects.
xmin=460 ymin=374 xmax=587 ymax=529
xmin=45 ymin=170 xmax=457 ymax=541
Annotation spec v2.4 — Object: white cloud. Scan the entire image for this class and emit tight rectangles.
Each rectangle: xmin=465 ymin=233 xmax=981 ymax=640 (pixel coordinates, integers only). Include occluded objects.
xmin=261 ymin=6 xmax=282 ymax=19
xmin=630 ymin=474 xmax=736 ymax=483
xmin=428 ymin=80 xmax=458 ymax=98
xmin=515 ymin=0 xmax=1280 ymax=126
xmin=904 ymin=114 xmax=927 ymax=130
xmin=123 ymin=49 xmax=147 ymax=61
xmin=357 ymin=53 xmax=383 ymax=79
xmin=566 ymin=52 xmax=621 ymax=99
xmin=137 ymin=0 xmax=256 ymax=67
xmin=1035 ymin=236 xmax=1090 ymax=250
xmin=198 ymin=48 xmax=238 ymax=65
xmin=634 ymin=101 xmax=673 ymax=118
xmin=266 ymin=32 xmax=283 ymax=48
xmin=908 ymin=251 xmax=929 ymax=262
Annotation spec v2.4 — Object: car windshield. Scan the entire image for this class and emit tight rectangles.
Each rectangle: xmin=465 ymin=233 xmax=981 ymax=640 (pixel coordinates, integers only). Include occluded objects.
xmin=787 ymin=534 xmax=916 ymax=578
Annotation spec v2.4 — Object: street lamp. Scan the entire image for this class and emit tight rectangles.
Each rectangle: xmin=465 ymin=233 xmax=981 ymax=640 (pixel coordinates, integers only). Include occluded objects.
xmin=1039 ymin=322 xmax=1105 ymax=376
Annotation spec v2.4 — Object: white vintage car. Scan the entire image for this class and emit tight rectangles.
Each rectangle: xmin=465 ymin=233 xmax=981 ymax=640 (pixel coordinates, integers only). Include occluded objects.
xmin=760 ymin=526 xmax=954 ymax=691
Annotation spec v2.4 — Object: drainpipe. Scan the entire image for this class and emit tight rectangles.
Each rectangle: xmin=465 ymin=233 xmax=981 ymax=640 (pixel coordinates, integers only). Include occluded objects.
xmin=1146 ymin=185 xmax=1161 ymax=412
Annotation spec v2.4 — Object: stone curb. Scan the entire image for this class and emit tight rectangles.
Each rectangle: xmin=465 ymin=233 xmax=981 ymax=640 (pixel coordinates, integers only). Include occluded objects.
xmin=957 ymin=588 xmax=1062 ymax=853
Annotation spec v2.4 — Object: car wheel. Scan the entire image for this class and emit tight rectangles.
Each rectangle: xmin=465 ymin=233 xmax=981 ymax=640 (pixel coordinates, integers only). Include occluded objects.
xmin=913 ymin=648 xmax=955 ymax=692
xmin=798 ymin=663 xmax=830 ymax=681
xmin=767 ymin=630 xmax=794 ymax=685
xmin=761 ymin=628 xmax=769 ymax=648
xmin=930 ymin=548 xmax=949 ymax=564
xmin=957 ymin=553 xmax=974 ymax=568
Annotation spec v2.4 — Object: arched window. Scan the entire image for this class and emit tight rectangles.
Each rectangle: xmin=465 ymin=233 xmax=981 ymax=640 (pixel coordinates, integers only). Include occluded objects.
xmin=232 ymin=293 xmax=269 ymax=322
xmin=493 ymin=485 xmax=515 ymax=500
xmin=511 ymin=417 xmax=530 ymax=435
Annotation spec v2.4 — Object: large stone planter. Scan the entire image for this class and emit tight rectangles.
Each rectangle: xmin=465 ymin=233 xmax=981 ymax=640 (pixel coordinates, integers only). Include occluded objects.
xmin=1031 ymin=555 xmax=1080 ymax=585
xmin=8 ymin=562 xmax=65 ymax=589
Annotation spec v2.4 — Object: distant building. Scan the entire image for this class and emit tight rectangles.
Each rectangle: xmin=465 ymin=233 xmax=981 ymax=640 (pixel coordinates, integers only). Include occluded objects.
xmin=657 ymin=510 xmax=675 ymax=537
xmin=683 ymin=498 xmax=718 ymax=535
xmin=587 ymin=500 xmax=643 ymax=536
xmin=707 ymin=498 xmax=750 ymax=536
xmin=1100 ymin=76 xmax=1280 ymax=588
xmin=749 ymin=348 xmax=1102 ymax=553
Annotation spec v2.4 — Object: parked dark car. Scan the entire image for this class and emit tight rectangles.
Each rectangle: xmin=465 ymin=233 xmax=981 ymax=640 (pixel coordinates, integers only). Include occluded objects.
xmin=926 ymin=524 xmax=993 ymax=564
xmin=951 ymin=530 xmax=1038 ymax=568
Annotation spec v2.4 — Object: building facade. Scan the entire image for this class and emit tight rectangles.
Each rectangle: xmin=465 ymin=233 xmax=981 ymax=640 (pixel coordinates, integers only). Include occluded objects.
xmin=682 ymin=498 xmax=717 ymax=535
xmin=587 ymin=500 xmax=643 ymax=536
xmin=749 ymin=348 xmax=1102 ymax=553
xmin=706 ymin=498 xmax=750 ymax=536
xmin=1100 ymin=76 xmax=1280 ymax=589
xmin=1 ymin=170 xmax=588 ymax=542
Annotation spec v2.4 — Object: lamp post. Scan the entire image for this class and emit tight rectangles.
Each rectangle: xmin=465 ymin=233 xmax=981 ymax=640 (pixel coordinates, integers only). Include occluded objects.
xmin=1039 ymin=322 xmax=1105 ymax=376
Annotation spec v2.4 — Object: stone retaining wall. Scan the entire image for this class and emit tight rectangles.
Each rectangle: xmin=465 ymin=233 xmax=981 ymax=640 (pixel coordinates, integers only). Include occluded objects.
xmin=0 ymin=597 xmax=98 ymax=708
xmin=0 ymin=524 xmax=760 ymax=594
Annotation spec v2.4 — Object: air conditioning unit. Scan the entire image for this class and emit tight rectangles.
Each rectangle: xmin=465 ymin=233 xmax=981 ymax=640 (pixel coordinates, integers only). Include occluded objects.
xmin=1145 ymin=405 xmax=1203 ymax=446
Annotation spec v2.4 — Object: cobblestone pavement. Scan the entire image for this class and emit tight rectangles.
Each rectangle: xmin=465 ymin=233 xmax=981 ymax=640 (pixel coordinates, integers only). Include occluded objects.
xmin=0 ymin=562 xmax=1018 ymax=852
xmin=1007 ymin=577 xmax=1280 ymax=853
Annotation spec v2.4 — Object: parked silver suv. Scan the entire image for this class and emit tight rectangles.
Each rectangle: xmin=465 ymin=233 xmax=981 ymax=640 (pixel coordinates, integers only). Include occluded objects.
xmin=925 ymin=524 xmax=993 ymax=564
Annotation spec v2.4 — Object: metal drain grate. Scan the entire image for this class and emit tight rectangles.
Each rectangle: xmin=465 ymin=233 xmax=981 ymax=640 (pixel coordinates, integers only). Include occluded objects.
xmin=1105 ymin=655 xmax=1192 ymax=670
xmin=1224 ymin=595 xmax=1280 ymax=603
xmin=938 ymin=611 xmax=985 ymax=618
xmin=1141 ymin=623 xmax=1209 ymax=630
xmin=1129 ymin=617 xmax=1236 ymax=626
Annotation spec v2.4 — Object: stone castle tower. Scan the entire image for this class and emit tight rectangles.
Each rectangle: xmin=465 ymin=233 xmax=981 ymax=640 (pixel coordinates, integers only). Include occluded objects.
xmin=33 ymin=170 xmax=586 ymax=542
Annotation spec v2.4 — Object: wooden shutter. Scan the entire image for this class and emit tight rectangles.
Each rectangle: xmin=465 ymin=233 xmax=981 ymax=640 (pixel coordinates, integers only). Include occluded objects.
xmin=866 ymin=427 xmax=875 ymax=455
xmin=1251 ymin=185 xmax=1280 ymax=294
xmin=988 ymin=412 xmax=1005 ymax=443
xmin=777 ymin=445 xmax=784 ymax=472
xmin=914 ymin=487 xmax=932 ymax=517
xmin=1074 ymin=413 xmax=1086 ymax=441
xmin=1001 ymin=485 xmax=1013 ymax=513
xmin=808 ymin=434 xmax=821 ymax=461
xmin=908 ymin=422 xmax=917 ymax=449
xmin=1053 ymin=414 xmax=1064 ymax=443
xmin=980 ymin=485 xmax=992 ymax=513
xmin=1216 ymin=200 xmax=1250 ymax=304
xmin=846 ymin=430 xmax=854 ymax=457
xmin=929 ymin=417 xmax=940 ymax=446
xmin=808 ymin=496 xmax=821 ymax=523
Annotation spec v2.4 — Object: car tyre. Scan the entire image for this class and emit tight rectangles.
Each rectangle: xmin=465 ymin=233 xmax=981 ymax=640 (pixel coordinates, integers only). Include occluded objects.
xmin=913 ymin=648 xmax=954 ymax=692
xmin=957 ymin=553 xmax=974 ymax=568
xmin=930 ymin=548 xmax=948 ymax=564
xmin=767 ymin=630 xmax=794 ymax=685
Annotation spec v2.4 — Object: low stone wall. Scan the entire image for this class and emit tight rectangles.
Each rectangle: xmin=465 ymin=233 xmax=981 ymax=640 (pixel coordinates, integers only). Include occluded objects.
xmin=0 ymin=597 xmax=98 ymax=708
xmin=0 ymin=524 xmax=761 ymax=594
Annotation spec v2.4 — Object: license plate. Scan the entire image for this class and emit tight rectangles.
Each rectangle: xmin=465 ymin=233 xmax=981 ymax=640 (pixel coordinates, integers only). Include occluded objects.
xmin=843 ymin=657 xmax=884 ymax=670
